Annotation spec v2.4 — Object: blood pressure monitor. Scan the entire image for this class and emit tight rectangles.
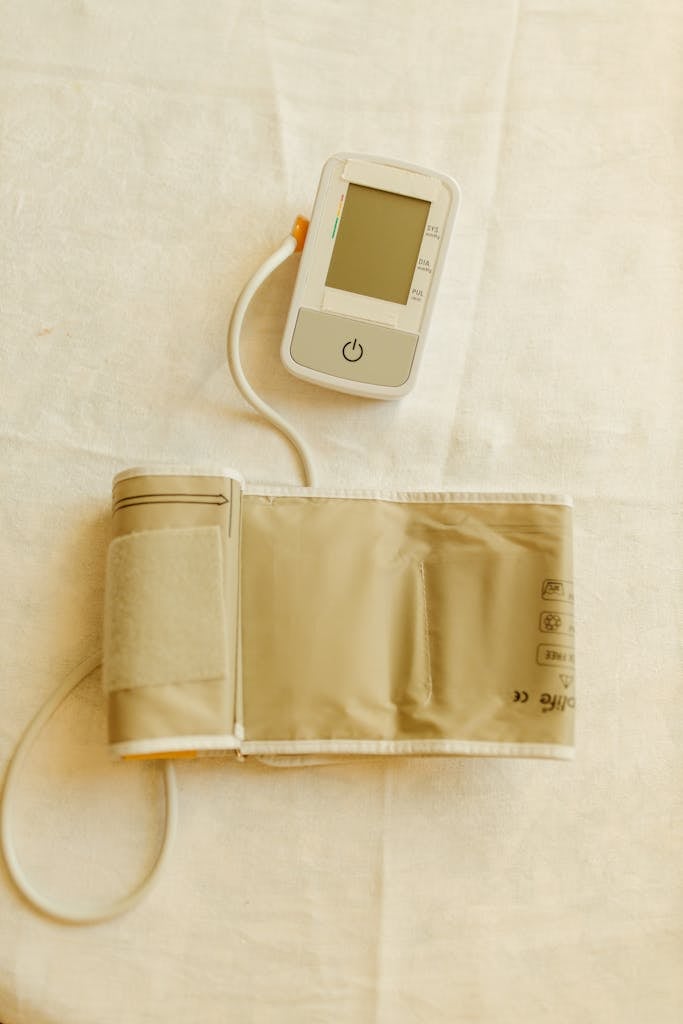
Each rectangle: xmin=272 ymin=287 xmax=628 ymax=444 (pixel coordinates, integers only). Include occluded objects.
xmin=281 ymin=153 xmax=460 ymax=399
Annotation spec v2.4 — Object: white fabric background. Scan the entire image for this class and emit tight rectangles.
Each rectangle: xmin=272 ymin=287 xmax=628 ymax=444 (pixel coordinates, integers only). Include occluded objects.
xmin=1 ymin=1 xmax=681 ymax=1021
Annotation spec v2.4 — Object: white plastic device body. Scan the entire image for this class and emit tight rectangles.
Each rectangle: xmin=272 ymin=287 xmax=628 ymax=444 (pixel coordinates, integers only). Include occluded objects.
xmin=280 ymin=153 xmax=460 ymax=399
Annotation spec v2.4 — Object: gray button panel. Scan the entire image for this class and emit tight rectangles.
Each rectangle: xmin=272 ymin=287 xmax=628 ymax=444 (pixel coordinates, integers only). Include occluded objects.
xmin=290 ymin=308 xmax=419 ymax=388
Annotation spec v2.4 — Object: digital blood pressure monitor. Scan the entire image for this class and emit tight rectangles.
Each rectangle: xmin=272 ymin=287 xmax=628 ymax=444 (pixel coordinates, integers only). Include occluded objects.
xmin=281 ymin=153 xmax=460 ymax=399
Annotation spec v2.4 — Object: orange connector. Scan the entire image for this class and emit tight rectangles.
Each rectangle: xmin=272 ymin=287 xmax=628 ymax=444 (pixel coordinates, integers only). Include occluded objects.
xmin=291 ymin=215 xmax=309 ymax=252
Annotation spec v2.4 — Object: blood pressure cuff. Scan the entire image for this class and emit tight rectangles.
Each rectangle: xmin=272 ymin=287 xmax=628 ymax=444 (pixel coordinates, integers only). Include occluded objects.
xmin=104 ymin=468 xmax=576 ymax=762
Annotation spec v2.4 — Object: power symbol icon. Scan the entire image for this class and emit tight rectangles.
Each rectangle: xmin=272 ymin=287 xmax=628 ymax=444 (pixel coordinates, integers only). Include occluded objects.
xmin=342 ymin=338 xmax=363 ymax=362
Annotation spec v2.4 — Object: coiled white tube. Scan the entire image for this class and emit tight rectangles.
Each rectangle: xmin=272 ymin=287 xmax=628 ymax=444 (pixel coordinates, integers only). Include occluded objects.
xmin=0 ymin=654 xmax=178 ymax=925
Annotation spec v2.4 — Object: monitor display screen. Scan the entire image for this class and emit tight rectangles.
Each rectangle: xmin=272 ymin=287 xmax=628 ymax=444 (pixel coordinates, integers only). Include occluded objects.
xmin=325 ymin=184 xmax=430 ymax=304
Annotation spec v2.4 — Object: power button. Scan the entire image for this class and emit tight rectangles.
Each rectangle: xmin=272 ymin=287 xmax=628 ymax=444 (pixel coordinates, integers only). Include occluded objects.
xmin=289 ymin=309 xmax=418 ymax=388
xmin=342 ymin=338 xmax=363 ymax=362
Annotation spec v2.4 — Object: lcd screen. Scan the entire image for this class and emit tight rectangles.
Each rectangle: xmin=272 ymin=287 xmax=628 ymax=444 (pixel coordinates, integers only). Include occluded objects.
xmin=325 ymin=184 xmax=429 ymax=304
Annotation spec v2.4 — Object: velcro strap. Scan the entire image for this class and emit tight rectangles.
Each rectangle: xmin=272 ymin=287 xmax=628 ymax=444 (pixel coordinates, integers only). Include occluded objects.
xmin=103 ymin=526 xmax=227 ymax=693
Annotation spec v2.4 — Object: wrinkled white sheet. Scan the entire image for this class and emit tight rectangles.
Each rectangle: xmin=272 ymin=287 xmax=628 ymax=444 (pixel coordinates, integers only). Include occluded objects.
xmin=1 ymin=1 xmax=681 ymax=1021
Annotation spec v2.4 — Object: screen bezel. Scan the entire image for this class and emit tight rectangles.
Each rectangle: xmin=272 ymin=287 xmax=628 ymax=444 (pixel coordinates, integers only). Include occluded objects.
xmin=310 ymin=157 xmax=450 ymax=336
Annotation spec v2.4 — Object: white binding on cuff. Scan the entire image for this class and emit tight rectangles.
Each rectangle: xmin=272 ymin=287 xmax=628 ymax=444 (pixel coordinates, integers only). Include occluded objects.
xmin=243 ymin=485 xmax=574 ymax=506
